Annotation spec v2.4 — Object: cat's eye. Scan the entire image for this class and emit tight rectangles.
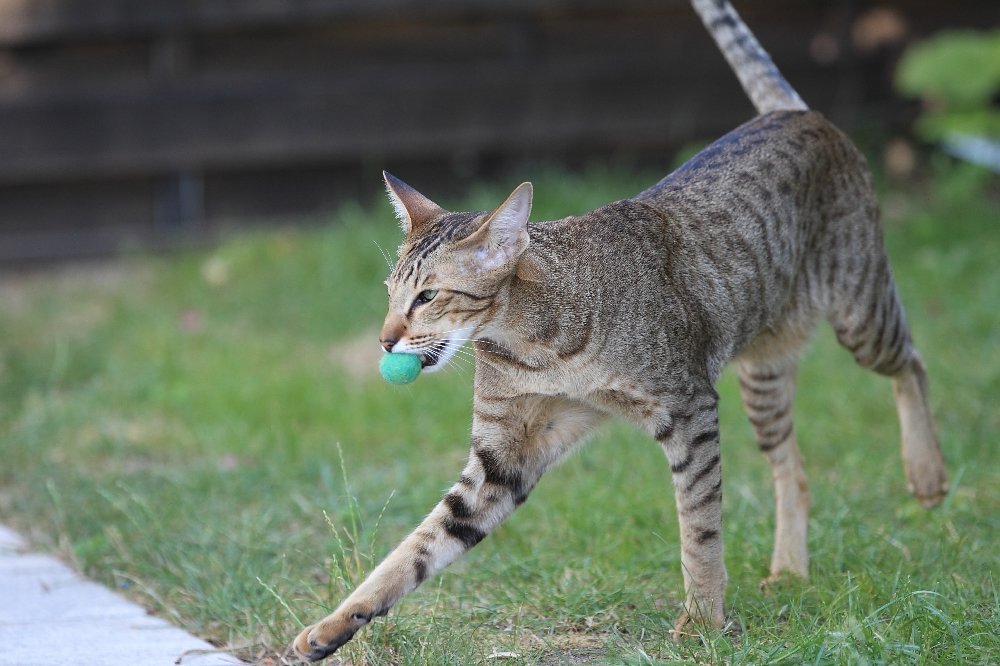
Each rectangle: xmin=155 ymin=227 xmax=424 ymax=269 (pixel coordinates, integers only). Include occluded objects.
xmin=414 ymin=289 xmax=438 ymax=306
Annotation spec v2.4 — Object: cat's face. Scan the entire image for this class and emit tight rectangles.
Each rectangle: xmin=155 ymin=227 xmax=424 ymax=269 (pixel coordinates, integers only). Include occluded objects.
xmin=379 ymin=172 xmax=532 ymax=372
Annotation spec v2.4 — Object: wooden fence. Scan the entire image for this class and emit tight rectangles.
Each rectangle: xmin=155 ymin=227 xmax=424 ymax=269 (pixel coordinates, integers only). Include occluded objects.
xmin=0 ymin=0 xmax=996 ymax=261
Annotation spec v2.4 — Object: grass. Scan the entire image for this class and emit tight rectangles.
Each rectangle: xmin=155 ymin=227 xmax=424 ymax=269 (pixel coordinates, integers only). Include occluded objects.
xmin=0 ymin=160 xmax=998 ymax=665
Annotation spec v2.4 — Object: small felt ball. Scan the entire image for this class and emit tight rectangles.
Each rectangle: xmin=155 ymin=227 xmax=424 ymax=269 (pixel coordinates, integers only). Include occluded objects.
xmin=379 ymin=352 xmax=423 ymax=385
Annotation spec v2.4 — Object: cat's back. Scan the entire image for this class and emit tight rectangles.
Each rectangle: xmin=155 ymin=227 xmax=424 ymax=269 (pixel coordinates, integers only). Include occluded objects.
xmin=635 ymin=109 xmax=861 ymax=213
xmin=528 ymin=109 xmax=844 ymax=254
xmin=623 ymin=108 xmax=872 ymax=289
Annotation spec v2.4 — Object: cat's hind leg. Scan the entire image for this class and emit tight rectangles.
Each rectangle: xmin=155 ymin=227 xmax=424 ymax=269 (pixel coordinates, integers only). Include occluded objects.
xmin=830 ymin=256 xmax=947 ymax=507
xmin=891 ymin=353 xmax=947 ymax=507
xmin=737 ymin=358 xmax=810 ymax=582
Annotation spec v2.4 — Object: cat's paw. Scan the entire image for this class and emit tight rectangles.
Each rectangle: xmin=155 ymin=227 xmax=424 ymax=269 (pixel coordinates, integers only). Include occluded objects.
xmin=293 ymin=611 xmax=368 ymax=662
xmin=905 ymin=456 xmax=948 ymax=508
xmin=670 ymin=606 xmax=725 ymax=641
xmin=759 ymin=568 xmax=807 ymax=593
xmin=670 ymin=610 xmax=696 ymax=641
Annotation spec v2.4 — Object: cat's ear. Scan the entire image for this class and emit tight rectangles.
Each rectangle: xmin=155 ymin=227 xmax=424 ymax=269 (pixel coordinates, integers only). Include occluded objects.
xmin=455 ymin=182 xmax=533 ymax=273
xmin=383 ymin=171 xmax=445 ymax=234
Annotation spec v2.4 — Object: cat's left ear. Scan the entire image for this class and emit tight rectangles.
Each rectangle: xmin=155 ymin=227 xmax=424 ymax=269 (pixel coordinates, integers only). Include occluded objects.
xmin=455 ymin=182 xmax=533 ymax=273
xmin=383 ymin=171 xmax=446 ymax=234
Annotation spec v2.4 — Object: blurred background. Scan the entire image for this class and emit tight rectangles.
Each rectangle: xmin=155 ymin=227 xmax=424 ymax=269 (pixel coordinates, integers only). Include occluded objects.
xmin=1 ymin=0 xmax=997 ymax=263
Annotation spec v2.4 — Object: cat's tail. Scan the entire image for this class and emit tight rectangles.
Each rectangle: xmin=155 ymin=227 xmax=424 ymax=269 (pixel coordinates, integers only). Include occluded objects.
xmin=690 ymin=0 xmax=807 ymax=114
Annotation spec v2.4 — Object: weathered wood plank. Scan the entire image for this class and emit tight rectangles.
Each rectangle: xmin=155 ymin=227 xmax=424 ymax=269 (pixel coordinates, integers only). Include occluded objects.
xmin=0 ymin=0 xmax=683 ymax=45
xmin=0 ymin=2 xmax=858 ymax=185
xmin=0 ymin=58 xmax=844 ymax=183
xmin=2 ymin=0 xmax=995 ymax=47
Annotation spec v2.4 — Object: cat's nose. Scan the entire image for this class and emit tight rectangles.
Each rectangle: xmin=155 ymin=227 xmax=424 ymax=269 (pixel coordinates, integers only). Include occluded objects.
xmin=380 ymin=314 xmax=406 ymax=351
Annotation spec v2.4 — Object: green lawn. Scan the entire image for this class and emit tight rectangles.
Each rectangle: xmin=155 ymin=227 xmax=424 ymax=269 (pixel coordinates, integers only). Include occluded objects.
xmin=1 ymin=163 xmax=997 ymax=665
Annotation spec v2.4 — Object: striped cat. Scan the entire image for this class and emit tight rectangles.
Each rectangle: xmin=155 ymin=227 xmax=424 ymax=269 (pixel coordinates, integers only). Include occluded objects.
xmin=294 ymin=0 xmax=947 ymax=659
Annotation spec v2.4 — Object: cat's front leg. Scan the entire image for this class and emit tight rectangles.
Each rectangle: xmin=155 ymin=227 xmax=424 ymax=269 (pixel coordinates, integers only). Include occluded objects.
xmin=293 ymin=395 xmax=602 ymax=661
xmin=652 ymin=394 xmax=727 ymax=636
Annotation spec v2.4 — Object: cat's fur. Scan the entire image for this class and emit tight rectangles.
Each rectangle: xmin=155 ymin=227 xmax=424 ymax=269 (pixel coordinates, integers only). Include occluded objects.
xmin=294 ymin=0 xmax=947 ymax=659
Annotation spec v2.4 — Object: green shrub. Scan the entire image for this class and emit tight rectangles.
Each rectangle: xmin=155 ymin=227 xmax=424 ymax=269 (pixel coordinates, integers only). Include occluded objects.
xmin=896 ymin=30 xmax=1000 ymax=142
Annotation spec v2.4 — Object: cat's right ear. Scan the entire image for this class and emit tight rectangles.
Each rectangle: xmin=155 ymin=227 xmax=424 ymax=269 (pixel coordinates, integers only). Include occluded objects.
xmin=383 ymin=171 xmax=446 ymax=234
xmin=451 ymin=182 xmax=533 ymax=276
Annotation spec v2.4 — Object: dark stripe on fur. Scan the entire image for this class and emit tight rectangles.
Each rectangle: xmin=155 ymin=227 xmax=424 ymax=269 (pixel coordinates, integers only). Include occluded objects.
xmin=671 ymin=452 xmax=694 ymax=474
xmin=450 ymin=289 xmax=493 ymax=302
xmin=475 ymin=446 xmax=523 ymax=492
xmin=558 ymin=317 xmax=592 ymax=359
xmin=759 ymin=422 xmax=794 ymax=451
xmin=451 ymin=303 xmax=494 ymax=317
xmin=686 ymin=453 xmax=721 ymax=492
xmin=681 ymin=480 xmax=723 ymax=514
xmin=690 ymin=429 xmax=719 ymax=449
xmin=443 ymin=518 xmax=486 ymax=549
xmin=696 ymin=529 xmax=719 ymax=544
xmin=478 ymin=339 xmax=546 ymax=371
xmin=748 ymin=403 xmax=790 ymax=429
xmin=444 ymin=492 xmax=474 ymax=519
xmin=681 ymin=479 xmax=722 ymax=514
xmin=474 ymin=409 xmax=508 ymax=424
xmin=738 ymin=377 xmax=775 ymax=397
xmin=655 ymin=423 xmax=674 ymax=442
xmin=414 ymin=559 xmax=428 ymax=583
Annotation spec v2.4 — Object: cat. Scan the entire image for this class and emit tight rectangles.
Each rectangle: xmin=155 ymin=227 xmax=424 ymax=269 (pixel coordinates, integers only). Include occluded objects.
xmin=294 ymin=0 xmax=947 ymax=659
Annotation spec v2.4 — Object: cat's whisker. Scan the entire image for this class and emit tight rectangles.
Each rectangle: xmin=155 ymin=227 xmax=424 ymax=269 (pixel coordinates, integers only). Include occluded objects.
xmin=444 ymin=356 xmax=474 ymax=373
xmin=437 ymin=328 xmax=484 ymax=339
xmin=439 ymin=353 xmax=475 ymax=377
xmin=448 ymin=354 xmax=477 ymax=367
xmin=447 ymin=337 xmax=503 ymax=348
xmin=449 ymin=342 xmax=501 ymax=361
xmin=437 ymin=343 xmax=508 ymax=373
xmin=372 ymin=239 xmax=395 ymax=272
xmin=447 ymin=345 xmax=479 ymax=359
xmin=453 ymin=351 xmax=508 ymax=375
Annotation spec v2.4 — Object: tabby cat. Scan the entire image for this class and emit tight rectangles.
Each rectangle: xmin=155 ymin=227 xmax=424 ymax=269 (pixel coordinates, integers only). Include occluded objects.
xmin=294 ymin=0 xmax=947 ymax=659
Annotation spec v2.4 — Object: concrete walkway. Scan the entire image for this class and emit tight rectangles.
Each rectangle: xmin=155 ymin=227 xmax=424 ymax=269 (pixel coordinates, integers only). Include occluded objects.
xmin=0 ymin=525 xmax=243 ymax=666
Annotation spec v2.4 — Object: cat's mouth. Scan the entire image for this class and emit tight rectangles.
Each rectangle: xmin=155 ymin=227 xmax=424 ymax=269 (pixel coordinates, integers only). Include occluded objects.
xmin=419 ymin=340 xmax=446 ymax=369
xmin=418 ymin=330 xmax=472 ymax=374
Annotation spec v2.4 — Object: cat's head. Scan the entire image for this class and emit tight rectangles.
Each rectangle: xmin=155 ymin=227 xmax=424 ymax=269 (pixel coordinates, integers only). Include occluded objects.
xmin=379 ymin=171 xmax=533 ymax=372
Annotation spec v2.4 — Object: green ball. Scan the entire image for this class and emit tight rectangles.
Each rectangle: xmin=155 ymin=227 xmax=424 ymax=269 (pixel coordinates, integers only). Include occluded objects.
xmin=379 ymin=352 xmax=423 ymax=385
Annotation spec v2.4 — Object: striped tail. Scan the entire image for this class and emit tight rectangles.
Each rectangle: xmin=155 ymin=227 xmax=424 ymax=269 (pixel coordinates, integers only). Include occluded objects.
xmin=691 ymin=0 xmax=807 ymax=114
